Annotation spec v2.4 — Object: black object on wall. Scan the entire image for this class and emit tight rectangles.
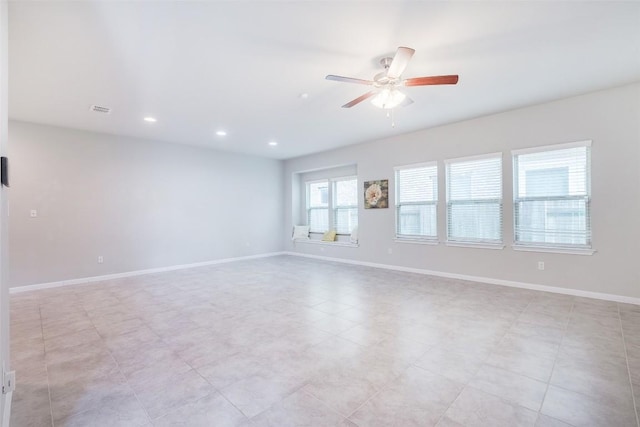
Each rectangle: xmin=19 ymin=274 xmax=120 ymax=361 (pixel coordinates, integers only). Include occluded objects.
xmin=1 ymin=156 xmax=8 ymax=187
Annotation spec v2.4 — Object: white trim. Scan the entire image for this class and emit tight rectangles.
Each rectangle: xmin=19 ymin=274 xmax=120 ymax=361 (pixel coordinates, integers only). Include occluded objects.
xmin=294 ymin=239 xmax=358 ymax=248
xmin=511 ymin=140 xmax=592 ymax=156
xmin=446 ymin=241 xmax=505 ymax=250
xmin=394 ymin=160 xmax=437 ymax=171
xmin=444 ymin=151 xmax=502 ymax=165
xmin=512 ymin=245 xmax=596 ymax=256
xmin=395 ymin=238 xmax=439 ymax=246
xmin=1 ymin=389 xmax=11 ymax=427
xmin=9 ymin=252 xmax=286 ymax=294
xmin=10 ymin=250 xmax=639 ymax=305
xmin=305 ymin=178 xmax=329 ymax=186
xmin=331 ymin=175 xmax=357 ymax=183
xmin=294 ymin=162 xmax=357 ymax=176
xmin=283 ymin=251 xmax=640 ymax=305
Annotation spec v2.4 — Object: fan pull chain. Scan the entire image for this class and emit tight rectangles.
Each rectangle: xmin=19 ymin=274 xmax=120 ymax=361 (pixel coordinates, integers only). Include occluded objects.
xmin=385 ymin=109 xmax=396 ymax=127
xmin=384 ymin=109 xmax=396 ymax=127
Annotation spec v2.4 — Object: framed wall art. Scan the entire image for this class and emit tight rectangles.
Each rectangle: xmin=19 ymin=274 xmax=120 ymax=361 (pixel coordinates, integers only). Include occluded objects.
xmin=364 ymin=179 xmax=388 ymax=209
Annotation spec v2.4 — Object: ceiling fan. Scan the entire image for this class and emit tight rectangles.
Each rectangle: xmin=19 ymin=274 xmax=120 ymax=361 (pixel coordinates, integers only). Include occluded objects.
xmin=326 ymin=46 xmax=459 ymax=110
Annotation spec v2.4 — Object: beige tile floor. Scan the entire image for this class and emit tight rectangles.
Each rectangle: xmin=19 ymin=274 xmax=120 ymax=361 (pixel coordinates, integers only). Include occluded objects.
xmin=9 ymin=255 xmax=640 ymax=427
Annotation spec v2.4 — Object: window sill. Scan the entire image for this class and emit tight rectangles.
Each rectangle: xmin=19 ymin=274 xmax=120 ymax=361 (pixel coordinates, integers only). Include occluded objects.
xmin=512 ymin=245 xmax=596 ymax=255
xmin=395 ymin=238 xmax=439 ymax=246
xmin=445 ymin=241 xmax=505 ymax=250
xmin=293 ymin=238 xmax=359 ymax=248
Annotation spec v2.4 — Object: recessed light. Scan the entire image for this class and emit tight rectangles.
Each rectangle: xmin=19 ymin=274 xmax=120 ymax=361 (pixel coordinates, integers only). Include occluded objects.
xmin=144 ymin=117 xmax=157 ymax=123
xmin=299 ymin=93 xmax=309 ymax=99
xmin=268 ymin=141 xmax=278 ymax=146
xmin=216 ymin=130 xmax=227 ymax=137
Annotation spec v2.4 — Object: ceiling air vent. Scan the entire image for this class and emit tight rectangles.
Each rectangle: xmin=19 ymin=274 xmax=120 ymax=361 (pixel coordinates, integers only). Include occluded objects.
xmin=90 ymin=105 xmax=112 ymax=114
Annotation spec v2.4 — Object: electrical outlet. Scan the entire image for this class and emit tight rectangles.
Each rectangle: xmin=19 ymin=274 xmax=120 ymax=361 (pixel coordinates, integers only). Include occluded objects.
xmin=2 ymin=369 xmax=15 ymax=394
xmin=97 ymin=256 xmax=104 ymax=264
xmin=538 ymin=261 xmax=545 ymax=271
xmin=30 ymin=209 xmax=37 ymax=218
xmin=387 ymin=248 xmax=393 ymax=255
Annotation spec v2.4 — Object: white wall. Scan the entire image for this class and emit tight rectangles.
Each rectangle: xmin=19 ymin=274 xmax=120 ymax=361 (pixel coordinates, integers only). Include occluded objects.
xmin=9 ymin=121 xmax=284 ymax=287
xmin=0 ymin=1 xmax=9 ymax=424
xmin=284 ymin=83 xmax=640 ymax=299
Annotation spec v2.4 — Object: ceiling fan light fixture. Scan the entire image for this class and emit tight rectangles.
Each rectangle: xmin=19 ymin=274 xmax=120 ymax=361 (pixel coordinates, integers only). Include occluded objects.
xmin=370 ymin=88 xmax=406 ymax=109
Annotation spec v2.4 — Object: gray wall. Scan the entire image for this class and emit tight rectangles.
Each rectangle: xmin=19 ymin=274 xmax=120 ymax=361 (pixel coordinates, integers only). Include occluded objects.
xmin=284 ymin=83 xmax=640 ymax=299
xmin=9 ymin=121 xmax=284 ymax=287
xmin=1 ymin=1 xmax=9 ymax=423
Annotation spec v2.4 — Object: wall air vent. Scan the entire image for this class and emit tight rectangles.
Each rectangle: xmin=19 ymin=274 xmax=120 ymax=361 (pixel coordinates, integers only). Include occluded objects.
xmin=90 ymin=105 xmax=112 ymax=114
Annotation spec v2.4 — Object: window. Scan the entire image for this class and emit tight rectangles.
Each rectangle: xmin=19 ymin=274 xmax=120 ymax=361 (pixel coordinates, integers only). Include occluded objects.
xmin=306 ymin=176 xmax=358 ymax=234
xmin=446 ymin=153 xmax=503 ymax=245
xmin=333 ymin=177 xmax=358 ymax=234
xmin=307 ymin=180 xmax=329 ymax=232
xmin=513 ymin=141 xmax=591 ymax=249
xmin=395 ymin=163 xmax=438 ymax=240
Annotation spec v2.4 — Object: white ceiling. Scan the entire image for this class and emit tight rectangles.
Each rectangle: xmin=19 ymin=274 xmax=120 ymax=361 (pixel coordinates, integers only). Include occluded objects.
xmin=8 ymin=1 xmax=640 ymax=160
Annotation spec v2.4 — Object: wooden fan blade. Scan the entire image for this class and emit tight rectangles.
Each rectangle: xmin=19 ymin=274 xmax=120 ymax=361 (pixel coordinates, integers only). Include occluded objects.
xmin=386 ymin=47 xmax=415 ymax=79
xmin=326 ymin=75 xmax=375 ymax=85
xmin=342 ymin=91 xmax=377 ymax=108
xmin=404 ymin=75 xmax=459 ymax=87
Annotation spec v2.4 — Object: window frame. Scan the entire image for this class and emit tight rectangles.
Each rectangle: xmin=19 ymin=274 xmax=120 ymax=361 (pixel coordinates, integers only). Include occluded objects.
xmin=305 ymin=179 xmax=330 ymax=233
xmin=305 ymin=176 xmax=358 ymax=235
xmin=512 ymin=140 xmax=593 ymax=253
xmin=332 ymin=176 xmax=359 ymax=235
xmin=394 ymin=161 xmax=439 ymax=242
xmin=445 ymin=152 xmax=504 ymax=247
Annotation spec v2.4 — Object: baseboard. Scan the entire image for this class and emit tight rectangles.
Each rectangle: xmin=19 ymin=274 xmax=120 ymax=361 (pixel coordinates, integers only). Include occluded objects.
xmin=12 ymin=250 xmax=639 ymax=305
xmin=283 ymin=251 xmax=640 ymax=305
xmin=9 ymin=252 xmax=286 ymax=294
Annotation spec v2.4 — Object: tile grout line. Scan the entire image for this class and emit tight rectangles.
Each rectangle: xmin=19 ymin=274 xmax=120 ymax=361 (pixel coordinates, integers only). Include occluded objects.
xmin=425 ymin=358 xmax=467 ymax=426
xmin=175 ymin=343 xmax=252 ymax=424
xmin=341 ymin=363 xmax=411 ymax=421
xmin=301 ymin=388 xmax=360 ymax=425
xmin=617 ymin=303 xmax=640 ymax=427
xmin=215 ymin=389 xmax=252 ymax=424
xmin=433 ymin=297 xmax=536 ymax=426
xmin=239 ymin=321 xmax=361 ymax=421
xmin=126 ymin=312 xmax=198 ymax=423
xmin=298 ymin=310 xmax=417 ymax=422
xmin=39 ymin=304 xmax=55 ymax=427
xmin=340 ymin=294 xmax=471 ymax=422
xmin=536 ymin=299 xmax=575 ymax=422
xmin=443 ymin=297 xmax=576 ymax=425
xmin=146 ymin=297 xmax=298 ymax=423
xmin=11 ymin=260 xmax=639 ymax=426
xmin=83 ymin=288 xmax=155 ymax=426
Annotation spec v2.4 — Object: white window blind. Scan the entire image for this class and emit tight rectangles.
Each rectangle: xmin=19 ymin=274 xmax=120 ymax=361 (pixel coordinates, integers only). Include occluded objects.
xmin=306 ymin=176 xmax=359 ymax=235
xmin=306 ymin=180 xmax=329 ymax=232
xmin=513 ymin=142 xmax=591 ymax=248
xmin=395 ymin=163 xmax=438 ymax=239
xmin=333 ymin=177 xmax=358 ymax=234
xmin=446 ymin=154 xmax=503 ymax=244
